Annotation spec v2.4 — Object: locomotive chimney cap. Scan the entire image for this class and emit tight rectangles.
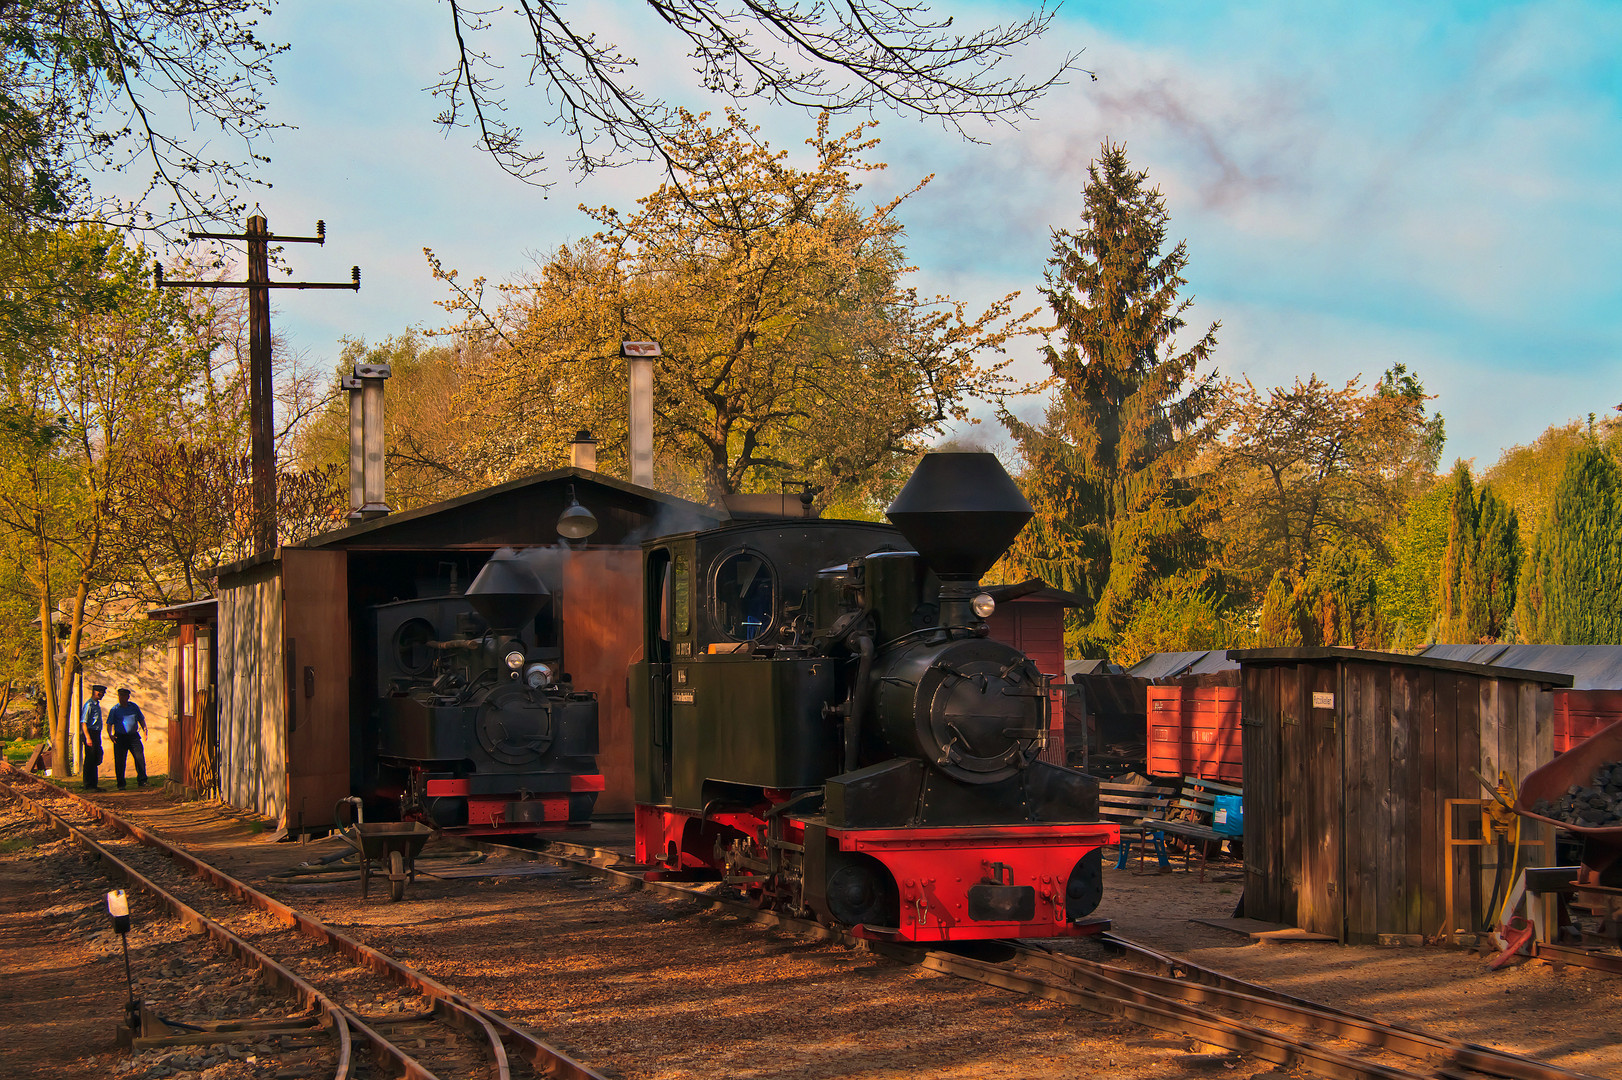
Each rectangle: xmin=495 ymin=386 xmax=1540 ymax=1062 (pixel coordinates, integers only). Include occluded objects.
xmin=885 ymin=452 xmax=1032 ymax=581
xmin=466 ymin=548 xmax=550 ymax=629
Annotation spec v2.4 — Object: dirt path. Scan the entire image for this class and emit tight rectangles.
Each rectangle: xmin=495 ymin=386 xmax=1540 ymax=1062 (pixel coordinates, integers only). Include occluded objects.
xmin=1095 ymin=859 xmax=1622 ymax=1075
xmin=0 ymin=807 xmax=141 ymax=1078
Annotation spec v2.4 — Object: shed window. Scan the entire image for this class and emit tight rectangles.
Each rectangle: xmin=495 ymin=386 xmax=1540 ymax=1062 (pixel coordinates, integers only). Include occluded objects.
xmin=713 ymin=551 xmax=775 ymax=641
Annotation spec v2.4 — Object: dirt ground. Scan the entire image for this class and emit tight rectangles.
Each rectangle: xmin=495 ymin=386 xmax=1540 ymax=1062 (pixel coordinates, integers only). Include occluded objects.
xmin=4 ymin=783 xmax=1621 ymax=1079
xmin=1094 ymin=858 xmax=1622 ymax=1075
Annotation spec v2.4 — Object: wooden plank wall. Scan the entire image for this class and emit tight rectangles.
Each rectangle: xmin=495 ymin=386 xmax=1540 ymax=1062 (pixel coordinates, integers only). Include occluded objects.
xmin=217 ymin=565 xmax=287 ymax=823
xmin=984 ymin=600 xmax=1068 ymax=766
xmin=1302 ymin=663 xmax=1340 ymax=937
xmin=562 ymin=548 xmax=644 ymax=817
xmin=167 ymin=635 xmax=185 ymax=781
xmin=1146 ymin=684 xmax=1242 ymax=782
xmin=1241 ymin=666 xmax=1281 ymax=921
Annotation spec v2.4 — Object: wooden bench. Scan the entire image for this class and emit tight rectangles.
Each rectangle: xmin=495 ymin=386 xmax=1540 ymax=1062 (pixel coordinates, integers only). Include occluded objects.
xmin=1098 ymin=780 xmax=1178 ymax=871
xmin=1156 ymin=775 xmax=1243 ymax=882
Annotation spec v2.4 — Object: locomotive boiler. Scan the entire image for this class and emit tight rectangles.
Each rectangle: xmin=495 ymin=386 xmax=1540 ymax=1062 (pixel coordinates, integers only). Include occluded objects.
xmin=630 ymin=453 xmax=1118 ymax=942
xmin=371 ymin=550 xmax=603 ymax=834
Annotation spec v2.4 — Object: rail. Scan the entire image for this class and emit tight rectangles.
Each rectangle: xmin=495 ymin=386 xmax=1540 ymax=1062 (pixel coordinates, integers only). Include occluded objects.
xmin=0 ymin=764 xmax=604 ymax=1080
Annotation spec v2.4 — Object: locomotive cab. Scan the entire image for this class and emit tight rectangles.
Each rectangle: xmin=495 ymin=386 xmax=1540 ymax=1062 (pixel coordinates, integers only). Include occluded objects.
xmin=630 ymin=454 xmax=1118 ymax=942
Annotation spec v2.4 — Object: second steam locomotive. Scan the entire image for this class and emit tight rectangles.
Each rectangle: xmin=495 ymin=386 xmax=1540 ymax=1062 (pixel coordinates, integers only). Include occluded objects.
xmin=371 ymin=551 xmax=604 ymax=833
xmin=630 ymin=453 xmax=1118 ymax=942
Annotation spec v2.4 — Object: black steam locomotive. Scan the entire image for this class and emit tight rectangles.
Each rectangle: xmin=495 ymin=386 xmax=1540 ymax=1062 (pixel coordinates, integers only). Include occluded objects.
xmin=630 ymin=453 xmax=1117 ymax=942
xmin=370 ymin=551 xmax=603 ymax=834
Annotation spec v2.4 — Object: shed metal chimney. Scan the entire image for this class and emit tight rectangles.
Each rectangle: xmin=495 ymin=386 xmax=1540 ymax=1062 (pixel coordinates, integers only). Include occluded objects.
xmin=344 ymin=362 xmax=391 ymax=519
xmin=622 ymin=341 xmax=659 ymax=489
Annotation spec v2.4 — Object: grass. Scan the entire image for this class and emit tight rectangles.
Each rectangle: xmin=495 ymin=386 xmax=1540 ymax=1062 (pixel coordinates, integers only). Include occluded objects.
xmin=0 ymin=836 xmax=36 ymax=854
xmin=4 ymin=737 xmax=45 ymax=766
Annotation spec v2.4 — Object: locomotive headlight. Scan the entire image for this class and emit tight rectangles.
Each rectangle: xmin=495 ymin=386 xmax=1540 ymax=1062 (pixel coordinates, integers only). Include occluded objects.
xmin=971 ymin=592 xmax=996 ymax=618
xmin=504 ymin=649 xmax=526 ymax=671
xmin=524 ymin=662 xmax=555 ymax=689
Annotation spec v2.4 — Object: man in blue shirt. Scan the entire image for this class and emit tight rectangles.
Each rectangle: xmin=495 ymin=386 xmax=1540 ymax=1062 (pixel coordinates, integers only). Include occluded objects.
xmin=108 ymin=687 xmax=148 ymax=790
xmin=80 ymin=684 xmax=106 ymax=790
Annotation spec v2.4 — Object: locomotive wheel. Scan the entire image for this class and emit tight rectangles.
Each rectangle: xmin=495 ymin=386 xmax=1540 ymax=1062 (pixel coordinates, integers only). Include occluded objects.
xmin=389 ymin=849 xmax=406 ymax=902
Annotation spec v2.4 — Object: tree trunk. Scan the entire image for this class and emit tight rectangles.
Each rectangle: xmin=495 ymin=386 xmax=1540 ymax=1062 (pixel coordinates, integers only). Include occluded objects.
xmin=55 ymin=577 xmax=92 ymax=781
xmin=33 ymin=529 xmax=64 ymax=777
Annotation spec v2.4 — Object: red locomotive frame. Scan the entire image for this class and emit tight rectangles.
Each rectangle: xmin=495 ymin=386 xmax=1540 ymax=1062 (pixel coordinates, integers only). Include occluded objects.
xmin=637 ymin=802 xmax=1117 ymax=942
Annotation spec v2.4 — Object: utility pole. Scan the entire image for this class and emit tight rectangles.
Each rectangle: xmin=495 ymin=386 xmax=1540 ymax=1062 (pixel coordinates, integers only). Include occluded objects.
xmin=158 ymin=212 xmax=360 ymax=556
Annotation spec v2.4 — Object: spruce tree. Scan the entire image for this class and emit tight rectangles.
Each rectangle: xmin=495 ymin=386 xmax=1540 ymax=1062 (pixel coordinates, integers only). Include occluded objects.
xmin=1377 ymin=479 xmax=1451 ymax=648
xmin=1437 ymin=461 xmax=1522 ymax=643
xmin=1473 ymin=485 xmax=1521 ymax=640
xmin=1516 ymin=441 xmax=1622 ymax=643
xmin=1002 ymin=141 xmax=1218 ymax=655
xmin=1436 ymin=462 xmax=1481 ymax=642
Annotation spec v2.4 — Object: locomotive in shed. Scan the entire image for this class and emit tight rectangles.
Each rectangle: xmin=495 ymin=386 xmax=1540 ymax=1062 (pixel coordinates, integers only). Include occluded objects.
xmin=370 ymin=551 xmax=604 ymax=833
xmin=630 ymin=453 xmax=1118 ymax=942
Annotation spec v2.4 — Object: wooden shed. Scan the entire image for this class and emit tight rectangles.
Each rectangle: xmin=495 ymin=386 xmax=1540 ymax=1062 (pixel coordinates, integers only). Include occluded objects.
xmin=211 ymin=469 xmax=720 ymax=832
xmin=982 ymin=582 xmax=1084 ymax=766
xmin=1423 ymin=644 xmax=1622 ymax=754
xmin=1234 ymin=647 xmax=1571 ymax=944
xmin=146 ymin=598 xmax=219 ymax=799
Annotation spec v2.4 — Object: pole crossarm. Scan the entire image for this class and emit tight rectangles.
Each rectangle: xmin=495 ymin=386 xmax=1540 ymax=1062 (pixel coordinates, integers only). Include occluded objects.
xmin=188 ymin=219 xmax=329 ymax=245
xmin=149 ymin=213 xmax=359 ymax=557
xmin=156 ymin=276 xmax=360 ymax=290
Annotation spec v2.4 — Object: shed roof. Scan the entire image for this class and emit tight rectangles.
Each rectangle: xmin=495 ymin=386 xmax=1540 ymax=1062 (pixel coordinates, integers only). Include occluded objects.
xmin=986 ymin=578 xmax=1089 ymax=608
xmin=1127 ymin=650 xmax=1241 ymax=680
xmin=1230 ymin=646 xmax=1573 ymax=687
xmin=146 ymin=598 xmax=218 ymax=621
xmin=217 ymin=468 xmax=723 ymax=580
xmin=1421 ymin=644 xmax=1622 ymax=691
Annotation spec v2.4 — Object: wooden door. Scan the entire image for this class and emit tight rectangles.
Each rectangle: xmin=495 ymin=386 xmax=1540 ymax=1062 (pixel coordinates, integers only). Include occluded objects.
xmin=561 ymin=547 xmax=644 ymax=816
xmin=281 ymin=548 xmax=351 ymax=831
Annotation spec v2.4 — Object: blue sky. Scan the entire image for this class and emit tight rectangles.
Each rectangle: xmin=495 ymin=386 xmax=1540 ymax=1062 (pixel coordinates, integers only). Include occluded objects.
xmin=166 ymin=1 xmax=1622 ymax=470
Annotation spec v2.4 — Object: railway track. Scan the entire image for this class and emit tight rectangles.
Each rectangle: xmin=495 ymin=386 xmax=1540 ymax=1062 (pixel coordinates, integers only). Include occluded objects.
xmin=0 ymin=765 xmax=603 ymax=1080
xmin=486 ymin=835 xmax=1607 ymax=1080
xmin=1 ymin=766 xmax=1605 ymax=1080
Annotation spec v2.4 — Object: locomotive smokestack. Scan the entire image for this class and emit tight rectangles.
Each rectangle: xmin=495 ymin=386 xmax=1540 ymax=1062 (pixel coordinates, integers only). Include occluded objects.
xmin=885 ymin=453 xmax=1032 ymax=626
xmin=466 ymin=549 xmax=549 ymax=630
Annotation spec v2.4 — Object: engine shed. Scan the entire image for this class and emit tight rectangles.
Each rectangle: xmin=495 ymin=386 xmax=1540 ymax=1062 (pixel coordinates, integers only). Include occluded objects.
xmin=211 ymin=468 xmax=719 ymax=832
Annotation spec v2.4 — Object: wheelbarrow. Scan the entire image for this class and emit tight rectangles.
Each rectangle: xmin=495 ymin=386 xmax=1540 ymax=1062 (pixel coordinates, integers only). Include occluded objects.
xmin=333 ymin=798 xmax=437 ymax=903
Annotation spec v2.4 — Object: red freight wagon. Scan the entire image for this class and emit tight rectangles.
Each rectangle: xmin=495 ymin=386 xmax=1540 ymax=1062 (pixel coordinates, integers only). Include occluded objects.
xmin=1145 ymin=682 xmax=1243 ymax=784
xmin=1554 ymin=690 xmax=1622 ymax=754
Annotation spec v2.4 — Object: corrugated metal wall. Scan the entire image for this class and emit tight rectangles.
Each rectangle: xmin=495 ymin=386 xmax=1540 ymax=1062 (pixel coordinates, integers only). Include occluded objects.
xmin=217 ymin=564 xmax=286 ymax=823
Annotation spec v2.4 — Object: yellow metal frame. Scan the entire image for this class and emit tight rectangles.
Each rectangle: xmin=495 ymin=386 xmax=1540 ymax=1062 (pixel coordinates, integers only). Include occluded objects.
xmin=1441 ymin=797 xmax=1556 ymax=944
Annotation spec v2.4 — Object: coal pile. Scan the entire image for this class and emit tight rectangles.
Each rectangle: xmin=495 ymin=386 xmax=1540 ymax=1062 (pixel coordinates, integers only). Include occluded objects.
xmin=1532 ymin=760 xmax=1622 ymax=828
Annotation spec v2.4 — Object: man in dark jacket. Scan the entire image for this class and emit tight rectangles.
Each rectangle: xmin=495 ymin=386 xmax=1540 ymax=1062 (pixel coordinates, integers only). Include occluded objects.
xmin=80 ymin=684 xmax=106 ymax=790
xmin=108 ymin=687 xmax=148 ymax=789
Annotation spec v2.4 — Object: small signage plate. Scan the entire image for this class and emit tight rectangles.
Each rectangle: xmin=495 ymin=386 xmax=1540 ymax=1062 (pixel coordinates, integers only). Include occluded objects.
xmin=1312 ymin=691 xmax=1335 ymax=710
xmin=672 ymin=689 xmax=695 ymax=705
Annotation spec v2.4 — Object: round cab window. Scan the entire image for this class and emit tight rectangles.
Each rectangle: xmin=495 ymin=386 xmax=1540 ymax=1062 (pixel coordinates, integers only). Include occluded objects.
xmin=394 ymin=618 xmax=436 ymax=675
xmin=713 ymin=551 xmax=775 ymax=641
